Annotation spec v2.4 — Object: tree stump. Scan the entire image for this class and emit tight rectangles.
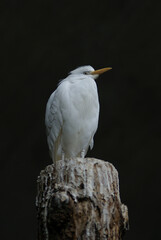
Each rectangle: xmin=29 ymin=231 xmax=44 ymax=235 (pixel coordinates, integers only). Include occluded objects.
xmin=36 ymin=158 xmax=129 ymax=240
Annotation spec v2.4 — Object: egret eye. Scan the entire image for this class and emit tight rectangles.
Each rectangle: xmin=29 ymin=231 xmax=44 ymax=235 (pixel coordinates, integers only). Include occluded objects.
xmin=84 ymin=71 xmax=90 ymax=75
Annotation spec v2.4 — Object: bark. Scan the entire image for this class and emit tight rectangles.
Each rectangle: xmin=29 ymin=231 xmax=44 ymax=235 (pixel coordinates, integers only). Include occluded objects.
xmin=36 ymin=158 xmax=129 ymax=240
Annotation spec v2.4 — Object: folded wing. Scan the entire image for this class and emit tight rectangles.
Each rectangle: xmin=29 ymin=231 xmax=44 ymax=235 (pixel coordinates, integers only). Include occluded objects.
xmin=45 ymin=91 xmax=63 ymax=161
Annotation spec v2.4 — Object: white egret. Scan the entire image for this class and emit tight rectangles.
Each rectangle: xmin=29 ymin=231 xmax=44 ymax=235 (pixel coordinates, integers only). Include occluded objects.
xmin=45 ymin=65 xmax=112 ymax=163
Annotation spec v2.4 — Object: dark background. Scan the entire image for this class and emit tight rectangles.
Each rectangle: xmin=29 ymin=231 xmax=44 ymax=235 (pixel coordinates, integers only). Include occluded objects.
xmin=1 ymin=0 xmax=161 ymax=239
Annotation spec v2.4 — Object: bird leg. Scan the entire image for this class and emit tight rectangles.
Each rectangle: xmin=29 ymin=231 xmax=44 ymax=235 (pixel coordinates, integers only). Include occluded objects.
xmin=62 ymin=151 xmax=68 ymax=183
xmin=60 ymin=151 xmax=65 ymax=182
xmin=81 ymin=149 xmax=85 ymax=158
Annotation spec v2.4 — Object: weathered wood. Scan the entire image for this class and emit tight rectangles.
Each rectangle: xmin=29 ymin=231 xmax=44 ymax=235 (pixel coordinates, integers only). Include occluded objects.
xmin=36 ymin=158 xmax=129 ymax=240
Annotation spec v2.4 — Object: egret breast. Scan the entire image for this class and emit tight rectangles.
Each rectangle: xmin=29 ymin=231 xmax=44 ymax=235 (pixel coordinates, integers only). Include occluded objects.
xmin=61 ymin=78 xmax=99 ymax=157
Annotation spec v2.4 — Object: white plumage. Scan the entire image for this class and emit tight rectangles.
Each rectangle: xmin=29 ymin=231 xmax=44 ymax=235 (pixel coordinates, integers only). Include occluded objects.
xmin=45 ymin=65 xmax=111 ymax=162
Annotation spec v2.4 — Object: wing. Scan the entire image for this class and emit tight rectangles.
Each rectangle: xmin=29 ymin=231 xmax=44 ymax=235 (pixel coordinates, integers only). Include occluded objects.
xmin=45 ymin=90 xmax=63 ymax=161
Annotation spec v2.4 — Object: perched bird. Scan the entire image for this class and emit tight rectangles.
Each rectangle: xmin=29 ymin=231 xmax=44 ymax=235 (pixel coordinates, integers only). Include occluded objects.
xmin=45 ymin=65 xmax=112 ymax=162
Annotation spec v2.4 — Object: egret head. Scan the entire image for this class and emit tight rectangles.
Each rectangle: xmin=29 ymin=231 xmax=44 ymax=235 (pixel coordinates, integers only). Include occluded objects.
xmin=70 ymin=65 xmax=112 ymax=79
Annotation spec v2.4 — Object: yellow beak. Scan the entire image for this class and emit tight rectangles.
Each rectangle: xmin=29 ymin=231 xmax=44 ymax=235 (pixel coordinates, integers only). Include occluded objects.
xmin=91 ymin=67 xmax=112 ymax=75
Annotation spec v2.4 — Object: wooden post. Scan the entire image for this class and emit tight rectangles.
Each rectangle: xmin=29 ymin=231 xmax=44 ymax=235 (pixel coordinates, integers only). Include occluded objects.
xmin=36 ymin=158 xmax=129 ymax=240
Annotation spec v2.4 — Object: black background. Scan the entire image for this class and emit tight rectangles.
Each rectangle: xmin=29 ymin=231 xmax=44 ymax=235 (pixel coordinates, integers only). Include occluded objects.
xmin=1 ymin=0 xmax=161 ymax=239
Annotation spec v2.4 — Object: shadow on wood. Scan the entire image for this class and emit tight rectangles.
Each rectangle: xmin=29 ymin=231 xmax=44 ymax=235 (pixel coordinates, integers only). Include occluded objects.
xmin=36 ymin=158 xmax=129 ymax=240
